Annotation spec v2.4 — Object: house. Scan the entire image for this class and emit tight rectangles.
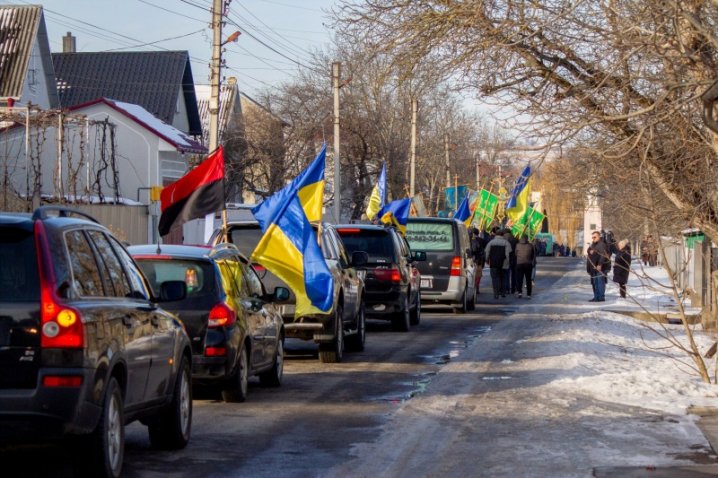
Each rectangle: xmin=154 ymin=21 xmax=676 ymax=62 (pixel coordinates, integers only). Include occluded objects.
xmin=195 ymin=79 xmax=244 ymax=148
xmin=0 ymin=5 xmax=59 ymax=110
xmin=52 ymin=49 xmax=202 ymax=137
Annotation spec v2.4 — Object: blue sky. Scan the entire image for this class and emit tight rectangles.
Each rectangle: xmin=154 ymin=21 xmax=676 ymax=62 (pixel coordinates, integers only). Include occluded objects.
xmin=4 ymin=0 xmax=338 ymax=96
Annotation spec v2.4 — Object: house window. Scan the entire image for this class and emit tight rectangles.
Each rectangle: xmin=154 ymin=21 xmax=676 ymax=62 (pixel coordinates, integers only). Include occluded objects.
xmin=590 ymin=223 xmax=596 ymax=229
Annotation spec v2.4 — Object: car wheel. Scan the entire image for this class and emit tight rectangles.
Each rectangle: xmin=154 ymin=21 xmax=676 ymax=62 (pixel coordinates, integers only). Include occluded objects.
xmin=75 ymin=377 xmax=124 ymax=478
xmin=453 ymin=288 xmax=467 ymax=314
xmin=148 ymin=356 xmax=192 ymax=450
xmin=346 ymin=301 xmax=366 ymax=352
xmin=392 ymin=294 xmax=410 ymax=332
xmin=222 ymin=345 xmax=249 ymax=403
xmin=259 ymin=335 xmax=284 ymax=387
xmin=410 ymin=290 xmax=421 ymax=326
xmin=319 ymin=303 xmax=344 ymax=363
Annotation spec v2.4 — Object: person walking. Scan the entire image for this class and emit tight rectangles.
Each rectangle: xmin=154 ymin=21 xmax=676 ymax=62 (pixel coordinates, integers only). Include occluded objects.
xmin=470 ymin=228 xmax=486 ymax=294
xmin=647 ymin=235 xmax=658 ymax=266
xmin=587 ymin=230 xmax=609 ymax=302
xmin=515 ymin=234 xmax=536 ymax=299
xmin=640 ymin=236 xmax=649 ymax=266
xmin=613 ymin=239 xmax=632 ymax=299
xmin=504 ymin=231 xmax=518 ymax=294
xmin=486 ymin=229 xmax=511 ymax=299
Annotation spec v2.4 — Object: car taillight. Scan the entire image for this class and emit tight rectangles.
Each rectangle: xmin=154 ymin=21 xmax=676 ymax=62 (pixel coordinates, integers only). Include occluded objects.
xmin=450 ymin=256 xmax=462 ymax=276
xmin=374 ymin=268 xmax=401 ymax=283
xmin=35 ymin=221 xmax=84 ymax=348
xmin=43 ymin=376 xmax=83 ymax=387
xmin=205 ymin=347 xmax=226 ymax=356
xmin=208 ymin=302 xmax=236 ymax=327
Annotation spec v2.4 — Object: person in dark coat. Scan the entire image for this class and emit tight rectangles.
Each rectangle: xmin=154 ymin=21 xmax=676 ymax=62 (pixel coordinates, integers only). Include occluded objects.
xmin=612 ymin=239 xmax=632 ymax=298
xmin=470 ymin=228 xmax=486 ymax=293
xmin=515 ymin=234 xmax=536 ymax=298
xmin=504 ymin=231 xmax=518 ymax=294
xmin=485 ymin=230 xmax=511 ymax=299
xmin=587 ymin=230 xmax=609 ymax=302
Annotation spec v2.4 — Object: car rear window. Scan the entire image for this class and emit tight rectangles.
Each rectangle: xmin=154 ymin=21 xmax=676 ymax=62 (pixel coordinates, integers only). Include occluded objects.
xmin=135 ymin=259 xmax=215 ymax=299
xmin=229 ymin=227 xmax=264 ymax=258
xmin=406 ymin=222 xmax=455 ymax=252
xmin=0 ymin=226 xmax=40 ymax=301
xmin=336 ymin=229 xmax=395 ymax=263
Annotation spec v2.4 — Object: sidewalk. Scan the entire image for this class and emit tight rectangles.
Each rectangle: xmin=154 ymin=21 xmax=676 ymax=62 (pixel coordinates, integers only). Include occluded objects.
xmin=326 ymin=261 xmax=718 ymax=477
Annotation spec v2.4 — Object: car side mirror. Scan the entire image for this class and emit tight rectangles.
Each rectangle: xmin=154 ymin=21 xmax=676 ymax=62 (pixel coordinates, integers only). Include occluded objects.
xmin=351 ymin=251 xmax=369 ymax=267
xmin=412 ymin=251 xmax=427 ymax=262
xmin=272 ymin=286 xmax=290 ymax=303
xmin=159 ymin=280 xmax=187 ymax=302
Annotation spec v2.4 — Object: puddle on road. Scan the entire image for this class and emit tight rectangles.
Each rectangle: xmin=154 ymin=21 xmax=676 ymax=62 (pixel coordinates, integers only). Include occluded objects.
xmin=417 ymin=353 xmax=451 ymax=365
xmin=482 ymin=376 xmax=513 ymax=380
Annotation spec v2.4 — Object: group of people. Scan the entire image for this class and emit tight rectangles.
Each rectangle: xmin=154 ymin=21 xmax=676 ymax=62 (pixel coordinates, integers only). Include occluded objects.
xmin=553 ymin=243 xmax=572 ymax=257
xmin=586 ymin=229 xmax=632 ymax=301
xmin=640 ymin=235 xmax=659 ymax=266
xmin=470 ymin=227 xmax=538 ymax=300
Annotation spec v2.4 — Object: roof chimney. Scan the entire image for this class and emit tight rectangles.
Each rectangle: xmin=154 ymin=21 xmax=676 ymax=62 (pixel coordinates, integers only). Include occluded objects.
xmin=62 ymin=32 xmax=76 ymax=53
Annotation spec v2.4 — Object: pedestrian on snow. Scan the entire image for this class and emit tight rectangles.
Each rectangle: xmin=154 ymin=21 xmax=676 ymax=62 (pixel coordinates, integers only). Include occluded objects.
xmin=504 ymin=231 xmax=518 ymax=295
xmin=640 ymin=236 xmax=649 ymax=266
xmin=647 ymin=235 xmax=658 ymax=266
xmin=613 ymin=239 xmax=632 ymax=299
xmin=470 ymin=228 xmax=486 ymax=294
xmin=486 ymin=229 xmax=511 ymax=299
xmin=587 ymin=230 xmax=610 ymax=302
xmin=515 ymin=234 xmax=535 ymax=299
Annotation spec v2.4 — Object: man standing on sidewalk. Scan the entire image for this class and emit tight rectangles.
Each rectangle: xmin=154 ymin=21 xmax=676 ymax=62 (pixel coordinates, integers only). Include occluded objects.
xmin=515 ymin=234 xmax=535 ymax=299
xmin=587 ymin=230 xmax=609 ymax=302
xmin=486 ymin=229 xmax=512 ymax=299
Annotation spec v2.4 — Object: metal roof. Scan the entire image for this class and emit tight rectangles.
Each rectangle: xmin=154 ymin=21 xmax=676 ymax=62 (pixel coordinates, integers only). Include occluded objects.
xmin=195 ymin=83 xmax=241 ymax=147
xmin=52 ymin=51 xmax=202 ymax=136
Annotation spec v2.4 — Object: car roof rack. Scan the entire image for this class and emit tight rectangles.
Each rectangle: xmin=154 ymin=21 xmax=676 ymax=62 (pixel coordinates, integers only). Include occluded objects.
xmin=32 ymin=206 xmax=100 ymax=224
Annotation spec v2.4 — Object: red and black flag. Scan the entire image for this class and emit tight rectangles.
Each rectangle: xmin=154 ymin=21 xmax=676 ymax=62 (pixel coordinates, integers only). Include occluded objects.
xmin=158 ymin=147 xmax=225 ymax=236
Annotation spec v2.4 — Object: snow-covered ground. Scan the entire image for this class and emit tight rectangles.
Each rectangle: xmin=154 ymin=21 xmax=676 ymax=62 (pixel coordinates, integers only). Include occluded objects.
xmin=327 ymin=260 xmax=718 ymax=477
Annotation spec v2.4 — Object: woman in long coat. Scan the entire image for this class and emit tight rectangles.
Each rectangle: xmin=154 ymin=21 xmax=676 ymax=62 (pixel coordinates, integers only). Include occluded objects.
xmin=613 ymin=239 xmax=632 ymax=298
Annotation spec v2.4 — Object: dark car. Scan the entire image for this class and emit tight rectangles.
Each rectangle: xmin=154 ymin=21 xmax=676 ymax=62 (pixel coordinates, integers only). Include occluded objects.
xmin=335 ymin=225 xmax=426 ymax=331
xmin=130 ymin=243 xmax=287 ymax=403
xmin=405 ymin=217 xmax=477 ymax=313
xmin=210 ymin=221 xmax=365 ymax=363
xmin=0 ymin=207 xmax=192 ymax=478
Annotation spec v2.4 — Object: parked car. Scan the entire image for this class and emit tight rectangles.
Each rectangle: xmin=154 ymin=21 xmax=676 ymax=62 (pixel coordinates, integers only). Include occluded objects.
xmin=210 ymin=221 xmax=366 ymax=363
xmin=130 ymin=243 xmax=287 ymax=402
xmin=0 ymin=207 xmax=192 ymax=478
xmin=335 ymin=225 xmax=426 ymax=331
xmin=405 ymin=217 xmax=477 ymax=313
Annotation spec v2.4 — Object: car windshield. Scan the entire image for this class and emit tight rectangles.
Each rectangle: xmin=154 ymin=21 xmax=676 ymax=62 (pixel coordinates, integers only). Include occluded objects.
xmin=135 ymin=259 xmax=215 ymax=299
xmin=405 ymin=222 xmax=454 ymax=252
xmin=336 ymin=229 xmax=395 ymax=264
xmin=229 ymin=227 xmax=265 ymax=258
xmin=0 ymin=226 xmax=40 ymax=301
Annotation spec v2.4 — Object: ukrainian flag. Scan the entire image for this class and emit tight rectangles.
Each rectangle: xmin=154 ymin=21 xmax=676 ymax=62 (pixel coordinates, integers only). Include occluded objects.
xmin=251 ymin=190 xmax=334 ymax=318
xmin=253 ymin=144 xmax=326 ymax=232
xmin=454 ymin=195 xmax=472 ymax=227
xmin=505 ymin=164 xmax=531 ymax=223
xmin=365 ymin=161 xmax=386 ymax=220
xmin=378 ymin=198 xmax=412 ymax=235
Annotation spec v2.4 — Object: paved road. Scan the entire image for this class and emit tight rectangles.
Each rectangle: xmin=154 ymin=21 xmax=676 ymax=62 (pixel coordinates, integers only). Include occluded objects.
xmin=2 ymin=257 xmax=576 ymax=478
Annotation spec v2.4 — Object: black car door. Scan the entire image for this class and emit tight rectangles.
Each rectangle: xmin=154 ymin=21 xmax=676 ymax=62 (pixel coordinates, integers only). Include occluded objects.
xmin=240 ymin=262 xmax=274 ymax=368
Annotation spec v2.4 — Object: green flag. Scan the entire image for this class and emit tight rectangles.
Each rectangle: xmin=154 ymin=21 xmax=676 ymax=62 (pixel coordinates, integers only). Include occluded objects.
xmin=528 ymin=209 xmax=545 ymax=240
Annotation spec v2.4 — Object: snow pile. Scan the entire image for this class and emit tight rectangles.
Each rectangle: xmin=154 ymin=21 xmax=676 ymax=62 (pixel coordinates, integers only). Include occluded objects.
xmin=525 ymin=310 xmax=718 ymax=415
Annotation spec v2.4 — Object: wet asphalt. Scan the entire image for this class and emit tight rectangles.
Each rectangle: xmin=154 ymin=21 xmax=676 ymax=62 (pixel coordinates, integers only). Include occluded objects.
xmin=1 ymin=257 xmax=576 ymax=478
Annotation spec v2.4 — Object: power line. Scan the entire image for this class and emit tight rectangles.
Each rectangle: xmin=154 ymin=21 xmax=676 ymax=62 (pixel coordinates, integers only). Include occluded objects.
xmin=234 ymin=3 xmax=316 ymax=60
xmin=103 ymin=29 xmax=205 ymax=52
xmin=135 ymin=0 xmax=207 ymax=23
xmin=252 ymin=0 xmax=324 ymax=12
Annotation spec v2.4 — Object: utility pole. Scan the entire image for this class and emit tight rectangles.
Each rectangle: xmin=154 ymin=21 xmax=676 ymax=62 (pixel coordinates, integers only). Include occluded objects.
xmin=475 ymin=150 xmax=480 ymax=190
xmin=410 ymin=97 xmax=417 ymax=197
xmin=444 ymin=133 xmax=450 ymax=189
xmin=203 ymin=0 xmax=224 ymax=243
xmin=332 ymin=61 xmax=341 ymax=222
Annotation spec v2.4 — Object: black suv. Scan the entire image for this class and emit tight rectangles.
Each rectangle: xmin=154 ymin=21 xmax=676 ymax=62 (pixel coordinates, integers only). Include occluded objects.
xmin=130 ymin=244 xmax=288 ymax=403
xmin=210 ymin=221 xmax=366 ymax=363
xmin=0 ymin=207 xmax=192 ymax=478
xmin=336 ymin=225 xmax=426 ymax=331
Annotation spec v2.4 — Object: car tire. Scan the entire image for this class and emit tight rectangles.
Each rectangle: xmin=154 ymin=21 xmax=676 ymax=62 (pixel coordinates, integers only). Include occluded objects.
xmin=259 ymin=336 xmax=284 ymax=387
xmin=453 ymin=288 xmax=467 ymax=314
xmin=75 ymin=377 xmax=124 ymax=478
xmin=319 ymin=303 xmax=344 ymax=363
xmin=346 ymin=301 xmax=366 ymax=352
xmin=148 ymin=356 xmax=192 ymax=450
xmin=222 ymin=345 xmax=249 ymax=403
xmin=392 ymin=295 xmax=410 ymax=332
xmin=410 ymin=290 xmax=421 ymax=326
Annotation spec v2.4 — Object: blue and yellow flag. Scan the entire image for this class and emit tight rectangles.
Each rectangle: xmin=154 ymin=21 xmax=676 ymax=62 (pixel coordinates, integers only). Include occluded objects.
xmin=377 ymin=198 xmax=412 ymax=235
xmin=505 ymin=164 xmax=531 ymax=223
xmin=365 ymin=161 xmax=386 ymax=220
xmin=251 ymin=190 xmax=334 ymax=318
xmin=454 ymin=195 xmax=472 ymax=227
xmin=253 ymin=144 xmax=326 ymax=232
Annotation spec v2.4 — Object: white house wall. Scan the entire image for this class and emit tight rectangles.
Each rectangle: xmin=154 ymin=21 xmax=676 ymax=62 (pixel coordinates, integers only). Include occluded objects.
xmin=172 ymin=85 xmax=190 ymax=135
xmin=19 ymin=39 xmax=52 ymax=110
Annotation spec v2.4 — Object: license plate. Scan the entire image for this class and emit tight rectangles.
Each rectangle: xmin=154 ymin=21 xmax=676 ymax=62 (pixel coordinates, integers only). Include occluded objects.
xmin=421 ymin=279 xmax=432 ymax=289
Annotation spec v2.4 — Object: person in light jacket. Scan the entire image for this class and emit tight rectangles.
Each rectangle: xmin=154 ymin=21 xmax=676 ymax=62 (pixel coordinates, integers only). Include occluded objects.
xmin=587 ymin=230 xmax=609 ymax=302
xmin=486 ymin=230 xmax=512 ymax=299
xmin=514 ymin=234 xmax=536 ymax=299
xmin=612 ymin=239 xmax=632 ymax=298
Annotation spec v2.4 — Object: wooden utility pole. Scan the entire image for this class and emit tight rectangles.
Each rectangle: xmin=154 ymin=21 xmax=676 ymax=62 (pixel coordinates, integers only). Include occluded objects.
xmin=410 ymin=97 xmax=417 ymax=197
xmin=57 ymin=112 xmax=63 ymax=201
xmin=444 ymin=133 xmax=450 ymax=189
xmin=332 ymin=62 xmax=341 ymax=222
